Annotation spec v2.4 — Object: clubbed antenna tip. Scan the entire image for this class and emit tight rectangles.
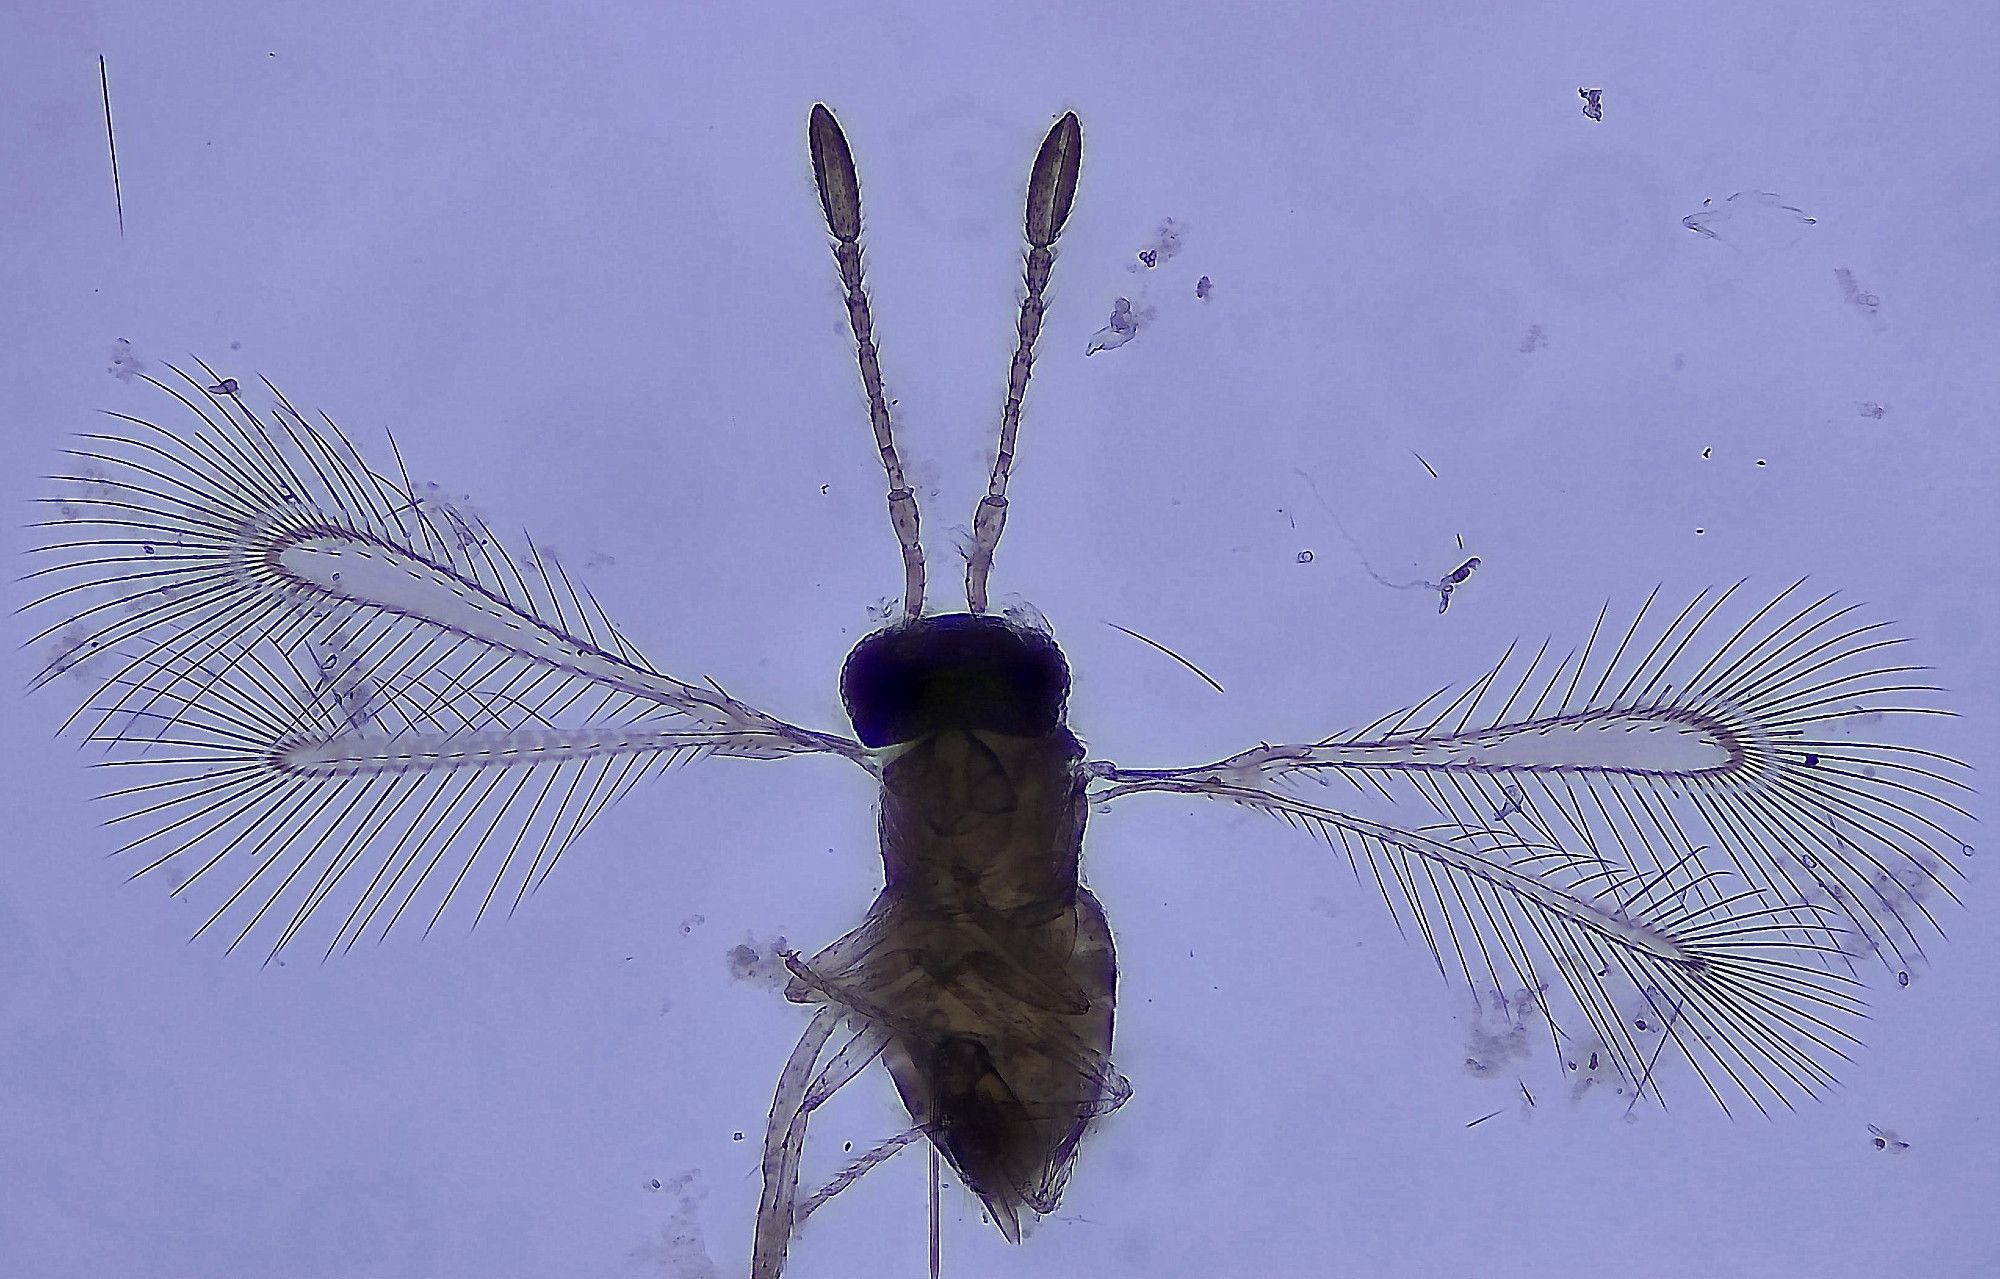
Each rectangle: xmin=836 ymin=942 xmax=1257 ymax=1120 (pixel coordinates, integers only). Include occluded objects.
xmin=1025 ymin=112 xmax=1081 ymax=248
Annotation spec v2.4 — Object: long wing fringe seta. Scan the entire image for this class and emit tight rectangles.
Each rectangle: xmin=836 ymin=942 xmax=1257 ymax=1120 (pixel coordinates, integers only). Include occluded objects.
xmin=1086 ymin=580 xmax=1972 ymax=1115
xmin=24 ymin=366 xmax=1974 ymax=1117
xmin=24 ymin=362 xmax=867 ymax=962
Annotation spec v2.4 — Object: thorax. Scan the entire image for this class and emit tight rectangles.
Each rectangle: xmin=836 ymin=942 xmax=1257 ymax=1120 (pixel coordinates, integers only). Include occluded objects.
xmin=877 ymin=726 xmax=1086 ymax=915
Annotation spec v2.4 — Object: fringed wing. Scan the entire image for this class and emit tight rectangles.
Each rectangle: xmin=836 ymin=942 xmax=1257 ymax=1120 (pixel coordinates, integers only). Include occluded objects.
xmin=24 ymin=362 xmax=866 ymax=959
xmin=1089 ymin=583 xmax=1973 ymax=1113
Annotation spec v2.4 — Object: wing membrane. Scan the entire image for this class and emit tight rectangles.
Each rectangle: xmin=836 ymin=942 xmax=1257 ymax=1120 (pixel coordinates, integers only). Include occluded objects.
xmin=25 ymin=363 xmax=866 ymax=958
xmin=1088 ymin=584 xmax=1972 ymax=1112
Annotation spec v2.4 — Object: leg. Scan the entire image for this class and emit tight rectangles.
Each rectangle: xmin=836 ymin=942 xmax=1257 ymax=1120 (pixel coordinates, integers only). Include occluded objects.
xmin=750 ymin=1007 xmax=895 ymax=1279
xmin=750 ymin=1006 xmax=840 ymax=1279
xmin=929 ymin=1141 xmax=942 ymax=1279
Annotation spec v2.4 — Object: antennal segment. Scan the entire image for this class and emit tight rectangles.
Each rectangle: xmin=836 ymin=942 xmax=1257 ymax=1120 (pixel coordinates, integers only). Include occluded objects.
xmin=966 ymin=111 xmax=1082 ymax=614
xmin=809 ymin=104 xmax=926 ymax=617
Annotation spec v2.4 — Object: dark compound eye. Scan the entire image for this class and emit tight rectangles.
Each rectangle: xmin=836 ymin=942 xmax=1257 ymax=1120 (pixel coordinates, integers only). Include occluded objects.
xmin=840 ymin=613 xmax=1069 ymax=748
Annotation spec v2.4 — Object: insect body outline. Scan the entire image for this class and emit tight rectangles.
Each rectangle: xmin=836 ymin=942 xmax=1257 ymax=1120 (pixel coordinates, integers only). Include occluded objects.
xmin=23 ymin=106 xmax=1973 ymax=1276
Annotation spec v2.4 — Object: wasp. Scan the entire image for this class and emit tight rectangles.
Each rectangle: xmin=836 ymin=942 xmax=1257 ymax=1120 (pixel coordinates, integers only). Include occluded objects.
xmin=23 ymin=106 xmax=1972 ymax=1276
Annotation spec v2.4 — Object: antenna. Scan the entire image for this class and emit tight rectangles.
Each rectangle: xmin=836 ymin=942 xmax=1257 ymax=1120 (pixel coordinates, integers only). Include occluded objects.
xmin=966 ymin=111 xmax=1081 ymax=614
xmin=809 ymin=104 xmax=926 ymax=617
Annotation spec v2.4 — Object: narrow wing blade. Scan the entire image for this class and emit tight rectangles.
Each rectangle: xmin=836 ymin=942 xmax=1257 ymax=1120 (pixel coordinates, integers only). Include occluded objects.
xmin=1089 ymin=584 xmax=1972 ymax=1113
xmin=24 ymin=362 xmax=865 ymax=958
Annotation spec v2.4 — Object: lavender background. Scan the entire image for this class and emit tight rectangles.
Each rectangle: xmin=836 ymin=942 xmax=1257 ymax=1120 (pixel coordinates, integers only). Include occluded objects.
xmin=4 ymin=4 xmax=1997 ymax=1276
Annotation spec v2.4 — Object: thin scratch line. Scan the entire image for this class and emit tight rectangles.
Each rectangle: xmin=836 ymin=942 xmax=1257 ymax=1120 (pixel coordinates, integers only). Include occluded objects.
xmin=99 ymin=55 xmax=124 ymax=238
xmin=1412 ymin=449 xmax=1438 ymax=480
xmin=1104 ymin=621 xmax=1225 ymax=694
xmin=1465 ymin=1109 xmax=1503 ymax=1128
xmin=1295 ymin=466 xmax=1437 ymax=598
